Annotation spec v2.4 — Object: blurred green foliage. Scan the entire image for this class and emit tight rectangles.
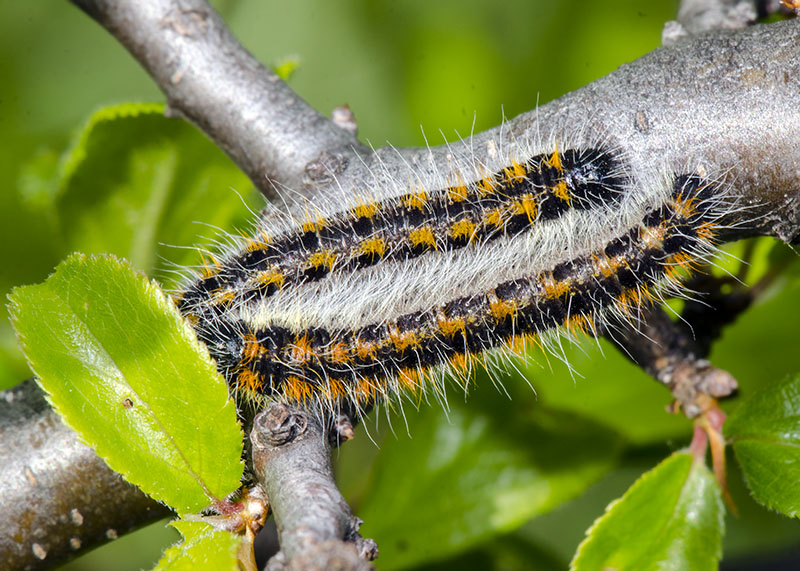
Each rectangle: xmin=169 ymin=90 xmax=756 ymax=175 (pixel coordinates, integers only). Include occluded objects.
xmin=2 ymin=1 xmax=799 ymax=570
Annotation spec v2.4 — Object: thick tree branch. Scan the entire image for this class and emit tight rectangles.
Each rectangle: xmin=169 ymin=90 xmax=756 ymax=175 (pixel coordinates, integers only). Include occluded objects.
xmin=70 ymin=0 xmax=369 ymax=199
xmin=0 ymin=380 xmax=172 ymax=570
xmin=69 ymin=0 xmax=800 ymax=241
xmin=4 ymin=2 xmax=800 ymax=568
xmin=332 ymin=19 xmax=800 ymax=244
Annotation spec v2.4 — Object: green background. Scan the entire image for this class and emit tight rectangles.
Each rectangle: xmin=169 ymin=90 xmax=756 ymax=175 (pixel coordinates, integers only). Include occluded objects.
xmin=2 ymin=1 xmax=799 ymax=569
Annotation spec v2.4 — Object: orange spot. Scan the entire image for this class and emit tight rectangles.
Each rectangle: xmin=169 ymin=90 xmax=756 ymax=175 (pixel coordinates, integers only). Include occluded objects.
xmin=484 ymin=207 xmax=506 ymax=228
xmin=593 ymin=255 xmax=616 ymax=278
xmin=241 ymin=333 xmax=266 ymax=364
xmin=290 ymin=333 xmax=315 ymax=364
xmin=361 ymin=237 xmax=386 ymax=259
xmin=302 ymin=217 xmax=326 ymax=233
xmin=447 ymin=184 xmax=469 ymax=203
xmin=449 ymin=219 xmax=476 ymax=242
xmin=513 ymin=195 xmax=538 ymax=222
xmin=282 ymin=376 xmax=313 ymax=404
xmin=236 ymin=369 xmax=264 ymax=394
xmin=552 ymin=181 xmax=571 ymax=204
xmin=548 ymin=148 xmax=563 ymax=172
xmin=672 ymin=195 xmax=699 ymax=219
xmin=402 ymin=190 xmax=428 ymax=210
xmin=436 ymin=309 xmax=466 ymax=338
xmin=327 ymin=342 xmax=351 ymax=365
xmin=541 ymin=273 xmax=571 ymax=298
xmin=353 ymin=202 xmax=379 ymax=219
xmin=477 ymin=177 xmax=495 ymax=196
xmin=245 ymin=235 xmax=271 ymax=252
xmin=487 ymin=290 xmax=516 ymax=321
xmin=255 ymin=269 xmax=284 ymax=289
xmin=502 ymin=160 xmax=527 ymax=185
xmin=409 ymin=227 xmax=436 ymax=250
xmin=388 ymin=323 xmax=420 ymax=353
xmin=212 ymin=288 xmax=236 ymax=306
xmin=354 ymin=339 xmax=377 ymax=361
xmin=307 ymin=250 xmax=337 ymax=270
xmin=566 ymin=314 xmax=594 ymax=336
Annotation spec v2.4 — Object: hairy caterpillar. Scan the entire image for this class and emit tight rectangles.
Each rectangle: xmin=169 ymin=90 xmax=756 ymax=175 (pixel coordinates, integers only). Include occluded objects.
xmin=178 ymin=142 xmax=725 ymax=417
xmin=176 ymin=147 xmax=624 ymax=313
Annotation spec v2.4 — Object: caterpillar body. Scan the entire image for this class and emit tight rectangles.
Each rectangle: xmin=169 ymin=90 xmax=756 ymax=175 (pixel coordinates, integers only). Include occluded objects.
xmin=177 ymin=147 xmax=624 ymax=313
xmin=178 ymin=141 xmax=725 ymax=417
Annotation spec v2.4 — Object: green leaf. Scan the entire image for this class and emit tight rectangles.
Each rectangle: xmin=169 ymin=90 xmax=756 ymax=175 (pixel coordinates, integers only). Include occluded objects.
xmin=722 ymin=457 xmax=800 ymax=560
xmin=571 ymin=452 xmax=724 ymax=571
xmin=357 ymin=375 xmax=624 ymax=569
xmin=8 ymin=254 xmax=243 ymax=514
xmin=154 ymin=520 xmax=241 ymax=571
xmin=725 ymin=375 xmax=800 ymax=518
xmin=53 ymin=103 xmax=257 ymax=278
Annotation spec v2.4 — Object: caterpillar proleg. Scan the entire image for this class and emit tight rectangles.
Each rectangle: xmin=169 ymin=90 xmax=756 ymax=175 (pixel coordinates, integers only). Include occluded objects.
xmin=178 ymin=138 xmax=727 ymax=417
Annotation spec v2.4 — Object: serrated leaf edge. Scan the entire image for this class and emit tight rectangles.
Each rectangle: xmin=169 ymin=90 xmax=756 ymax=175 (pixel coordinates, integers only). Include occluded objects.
xmin=8 ymin=253 xmax=243 ymax=512
xmin=57 ymin=102 xmax=167 ymax=196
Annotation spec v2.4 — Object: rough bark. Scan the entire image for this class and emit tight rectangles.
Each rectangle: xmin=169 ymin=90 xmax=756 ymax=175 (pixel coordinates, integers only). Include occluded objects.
xmin=0 ymin=380 xmax=172 ymax=570
xmin=250 ymin=405 xmax=377 ymax=570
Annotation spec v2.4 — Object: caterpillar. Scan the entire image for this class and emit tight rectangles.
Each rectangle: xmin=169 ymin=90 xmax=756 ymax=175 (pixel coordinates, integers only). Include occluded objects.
xmin=177 ymin=143 xmax=725 ymax=417
xmin=176 ymin=147 xmax=625 ymax=314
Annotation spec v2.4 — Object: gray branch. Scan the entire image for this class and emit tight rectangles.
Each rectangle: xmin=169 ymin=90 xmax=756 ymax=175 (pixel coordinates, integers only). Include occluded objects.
xmin=70 ymin=0 xmax=369 ymax=199
xmin=250 ymin=405 xmax=377 ymax=570
xmin=332 ymin=18 xmax=800 ymax=244
xmin=0 ymin=380 xmax=172 ymax=570
xmin=603 ymin=307 xmax=740 ymax=418
xmin=4 ymin=0 xmax=799 ymax=569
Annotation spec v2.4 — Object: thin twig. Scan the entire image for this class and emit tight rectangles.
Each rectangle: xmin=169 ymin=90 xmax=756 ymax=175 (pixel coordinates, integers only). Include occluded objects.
xmin=250 ymin=404 xmax=377 ymax=570
xmin=603 ymin=307 xmax=739 ymax=418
